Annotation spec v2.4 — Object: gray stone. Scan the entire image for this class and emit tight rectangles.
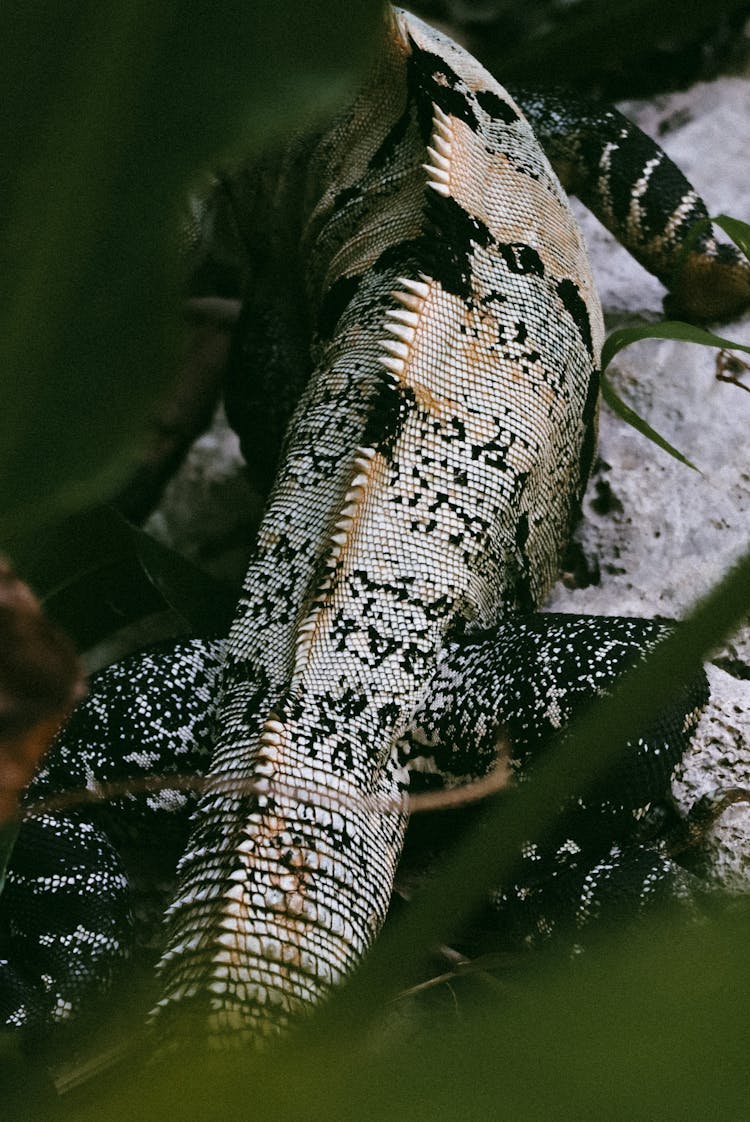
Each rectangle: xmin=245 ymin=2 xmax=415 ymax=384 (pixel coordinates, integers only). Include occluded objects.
xmin=548 ymin=76 xmax=750 ymax=891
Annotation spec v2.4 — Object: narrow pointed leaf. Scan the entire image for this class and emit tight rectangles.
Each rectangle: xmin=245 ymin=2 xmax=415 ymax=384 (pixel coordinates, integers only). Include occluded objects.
xmin=601 ymin=319 xmax=750 ymax=372
xmin=600 ymin=373 xmax=699 ymax=470
xmin=713 ymin=214 xmax=750 ymax=261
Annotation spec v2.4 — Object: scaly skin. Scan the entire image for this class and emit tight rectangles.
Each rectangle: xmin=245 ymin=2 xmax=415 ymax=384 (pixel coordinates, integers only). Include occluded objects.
xmin=6 ymin=5 xmax=749 ymax=1046
xmin=152 ymin=8 xmax=603 ymax=1042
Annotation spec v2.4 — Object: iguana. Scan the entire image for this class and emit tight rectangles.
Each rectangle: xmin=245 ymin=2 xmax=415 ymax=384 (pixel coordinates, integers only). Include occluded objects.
xmin=1 ymin=6 xmax=748 ymax=1045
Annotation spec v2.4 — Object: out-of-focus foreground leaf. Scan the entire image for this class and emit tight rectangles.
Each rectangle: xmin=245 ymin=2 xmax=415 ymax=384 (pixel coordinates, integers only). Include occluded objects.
xmin=466 ymin=0 xmax=750 ymax=94
xmin=0 ymin=1 xmax=381 ymax=537
xmin=51 ymin=909 xmax=750 ymax=1122
xmin=6 ymin=507 xmax=236 ymax=649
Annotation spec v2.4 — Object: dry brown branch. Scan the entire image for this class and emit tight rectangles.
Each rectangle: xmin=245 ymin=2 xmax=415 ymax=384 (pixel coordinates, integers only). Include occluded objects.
xmin=15 ymin=747 xmax=512 ymax=825
xmin=715 ymin=348 xmax=750 ymax=393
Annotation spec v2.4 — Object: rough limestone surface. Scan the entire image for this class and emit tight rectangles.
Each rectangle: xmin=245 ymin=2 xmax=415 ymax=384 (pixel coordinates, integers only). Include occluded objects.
xmin=672 ymin=663 xmax=750 ymax=894
xmin=547 ymin=76 xmax=750 ymax=892
xmin=145 ymin=406 xmax=259 ymax=584
xmin=148 ymin=76 xmax=750 ymax=892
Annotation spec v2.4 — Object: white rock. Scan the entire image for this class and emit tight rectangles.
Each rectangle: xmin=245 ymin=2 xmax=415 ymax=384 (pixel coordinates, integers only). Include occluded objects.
xmin=672 ymin=664 xmax=750 ymax=893
xmin=144 ymin=405 xmax=260 ymax=584
xmin=548 ymin=76 xmax=750 ymax=890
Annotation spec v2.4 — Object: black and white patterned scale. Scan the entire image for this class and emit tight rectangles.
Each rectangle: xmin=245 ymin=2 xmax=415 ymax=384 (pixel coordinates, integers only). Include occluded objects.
xmin=155 ymin=7 xmax=607 ymax=1043
xmin=0 ymin=616 xmax=707 ymax=1033
xmin=2 ymin=6 xmax=749 ymax=1041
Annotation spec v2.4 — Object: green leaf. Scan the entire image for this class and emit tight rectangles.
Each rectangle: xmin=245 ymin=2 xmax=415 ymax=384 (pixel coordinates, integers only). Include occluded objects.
xmin=713 ymin=214 xmax=750 ymax=261
xmin=494 ymin=0 xmax=750 ymax=92
xmin=598 ymin=317 xmax=750 ymax=466
xmin=600 ymin=319 xmax=750 ymax=372
xmin=6 ymin=506 xmax=236 ymax=649
xmin=600 ymin=373 xmax=699 ymax=470
xmin=56 ymin=910 xmax=750 ymax=1121
xmin=5 ymin=508 xmax=165 ymax=650
xmin=131 ymin=525 xmax=236 ymax=635
xmin=0 ymin=1 xmax=381 ymax=538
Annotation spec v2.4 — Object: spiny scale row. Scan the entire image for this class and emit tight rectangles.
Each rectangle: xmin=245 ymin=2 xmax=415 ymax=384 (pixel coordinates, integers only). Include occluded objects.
xmin=378 ymin=275 xmax=431 ymax=383
xmin=422 ymin=103 xmax=453 ymax=198
xmin=291 ymin=446 xmax=378 ymax=680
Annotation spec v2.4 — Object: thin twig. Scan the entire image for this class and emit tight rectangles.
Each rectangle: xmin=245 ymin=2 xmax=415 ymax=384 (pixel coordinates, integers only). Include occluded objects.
xmin=715 ymin=348 xmax=750 ymax=393
xmin=14 ymin=752 xmax=512 ymax=826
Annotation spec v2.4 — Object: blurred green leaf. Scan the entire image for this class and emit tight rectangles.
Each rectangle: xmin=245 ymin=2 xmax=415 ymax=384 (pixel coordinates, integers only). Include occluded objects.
xmin=481 ymin=0 xmax=750 ymax=94
xmin=6 ymin=508 xmax=164 ymax=649
xmin=54 ymin=908 xmax=750 ymax=1121
xmin=5 ymin=506 xmax=236 ymax=649
xmin=131 ymin=523 xmax=236 ymax=635
xmin=327 ymin=909 xmax=750 ymax=1122
xmin=0 ymin=1 xmax=382 ymax=537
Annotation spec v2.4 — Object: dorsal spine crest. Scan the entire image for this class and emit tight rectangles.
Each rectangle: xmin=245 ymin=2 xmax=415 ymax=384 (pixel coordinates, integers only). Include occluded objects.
xmin=288 ymin=445 xmax=378 ymax=686
xmin=423 ymin=104 xmax=454 ymax=197
xmin=379 ymin=275 xmax=431 ymax=385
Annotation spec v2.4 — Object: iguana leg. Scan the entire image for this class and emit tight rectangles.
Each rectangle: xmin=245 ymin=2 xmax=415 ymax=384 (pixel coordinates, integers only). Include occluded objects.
xmin=0 ymin=813 xmax=132 ymax=1032
xmin=399 ymin=613 xmax=710 ymax=946
xmin=511 ymin=87 xmax=750 ymax=320
xmin=402 ymin=613 xmax=706 ymax=793
xmin=1 ymin=617 xmax=712 ymax=1031
xmin=0 ymin=640 xmax=224 ymax=1032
